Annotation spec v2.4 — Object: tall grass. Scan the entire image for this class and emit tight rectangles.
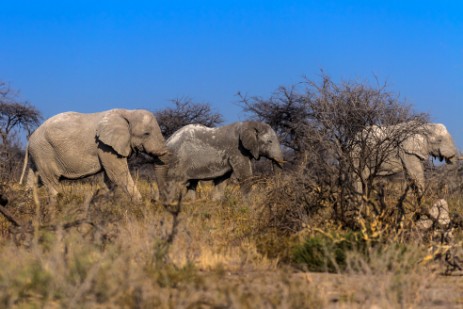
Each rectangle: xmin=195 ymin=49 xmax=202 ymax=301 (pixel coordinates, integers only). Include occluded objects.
xmin=0 ymin=179 xmax=459 ymax=308
xmin=0 ymin=182 xmax=325 ymax=308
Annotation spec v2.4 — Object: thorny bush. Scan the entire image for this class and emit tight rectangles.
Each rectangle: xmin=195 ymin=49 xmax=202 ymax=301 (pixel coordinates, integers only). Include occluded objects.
xmin=242 ymin=74 xmax=430 ymax=229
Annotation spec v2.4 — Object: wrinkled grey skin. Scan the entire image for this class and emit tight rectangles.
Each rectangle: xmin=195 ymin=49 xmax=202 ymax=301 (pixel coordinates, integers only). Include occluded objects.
xmin=26 ymin=109 xmax=169 ymax=201
xmin=354 ymin=122 xmax=458 ymax=196
xmin=163 ymin=121 xmax=284 ymax=203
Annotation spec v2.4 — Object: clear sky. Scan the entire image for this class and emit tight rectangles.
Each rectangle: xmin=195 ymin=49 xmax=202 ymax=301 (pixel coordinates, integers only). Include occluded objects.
xmin=1 ymin=1 xmax=462 ymax=146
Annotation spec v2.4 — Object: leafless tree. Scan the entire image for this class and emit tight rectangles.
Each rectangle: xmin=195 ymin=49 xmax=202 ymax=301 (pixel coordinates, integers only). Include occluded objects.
xmin=239 ymin=86 xmax=312 ymax=155
xmin=154 ymin=98 xmax=224 ymax=138
xmin=0 ymin=82 xmax=42 ymax=145
xmin=0 ymin=81 xmax=42 ymax=181
xmin=242 ymin=74 xmax=428 ymax=228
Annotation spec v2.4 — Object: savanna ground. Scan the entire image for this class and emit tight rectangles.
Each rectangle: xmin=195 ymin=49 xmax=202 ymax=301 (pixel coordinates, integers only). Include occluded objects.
xmin=0 ymin=173 xmax=462 ymax=309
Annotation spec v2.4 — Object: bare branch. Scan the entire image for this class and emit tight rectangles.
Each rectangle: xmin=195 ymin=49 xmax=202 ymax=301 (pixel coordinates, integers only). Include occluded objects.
xmin=154 ymin=97 xmax=224 ymax=138
xmin=240 ymin=73 xmax=429 ymax=227
xmin=0 ymin=82 xmax=42 ymax=144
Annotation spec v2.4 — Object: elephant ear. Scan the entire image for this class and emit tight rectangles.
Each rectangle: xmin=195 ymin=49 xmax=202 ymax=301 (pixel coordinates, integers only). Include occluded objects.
xmin=96 ymin=112 xmax=131 ymax=157
xmin=402 ymin=134 xmax=428 ymax=161
xmin=240 ymin=123 xmax=259 ymax=159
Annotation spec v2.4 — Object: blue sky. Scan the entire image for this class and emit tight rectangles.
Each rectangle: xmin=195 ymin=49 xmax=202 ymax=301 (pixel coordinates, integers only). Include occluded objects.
xmin=1 ymin=1 xmax=462 ymax=146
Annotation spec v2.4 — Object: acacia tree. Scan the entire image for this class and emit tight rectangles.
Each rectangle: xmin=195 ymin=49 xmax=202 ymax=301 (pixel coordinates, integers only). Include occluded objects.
xmin=0 ymin=81 xmax=42 ymax=180
xmin=155 ymin=98 xmax=224 ymax=138
xmin=0 ymin=82 xmax=41 ymax=145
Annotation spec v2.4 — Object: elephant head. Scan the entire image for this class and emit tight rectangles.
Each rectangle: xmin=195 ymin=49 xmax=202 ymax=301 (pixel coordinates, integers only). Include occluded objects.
xmin=96 ymin=109 xmax=171 ymax=202
xmin=239 ymin=121 xmax=285 ymax=166
xmin=402 ymin=123 xmax=458 ymax=164
xmin=96 ymin=109 xmax=168 ymax=158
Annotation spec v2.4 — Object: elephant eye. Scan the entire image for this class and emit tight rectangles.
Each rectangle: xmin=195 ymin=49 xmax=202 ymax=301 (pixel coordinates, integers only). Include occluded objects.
xmin=144 ymin=132 xmax=151 ymax=136
xmin=268 ymin=140 xmax=273 ymax=144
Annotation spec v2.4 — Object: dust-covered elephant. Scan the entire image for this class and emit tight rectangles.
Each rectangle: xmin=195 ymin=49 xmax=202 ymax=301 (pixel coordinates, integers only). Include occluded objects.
xmin=163 ymin=121 xmax=284 ymax=202
xmin=353 ymin=122 xmax=458 ymax=196
xmin=23 ymin=109 xmax=170 ymax=201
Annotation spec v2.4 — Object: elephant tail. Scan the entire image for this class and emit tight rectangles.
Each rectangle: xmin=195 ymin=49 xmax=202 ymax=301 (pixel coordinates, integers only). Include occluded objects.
xmin=19 ymin=145 xmax=29 ymax=185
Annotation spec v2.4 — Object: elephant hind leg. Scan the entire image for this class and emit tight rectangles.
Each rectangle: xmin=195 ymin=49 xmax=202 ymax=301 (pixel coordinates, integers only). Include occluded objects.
xmin=26 ymin=167 xmax=57 ymax=198
xmin=32 ymin=160 xmax=62 ymax=200
xmin=24 ymin=168 xmax=38 ymax=191
xmin=39 ymin=174 xmax=61 ymax=202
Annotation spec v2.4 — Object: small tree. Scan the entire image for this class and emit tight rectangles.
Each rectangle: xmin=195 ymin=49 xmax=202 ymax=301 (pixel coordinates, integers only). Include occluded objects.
xmin=0 ymin=81 xmax=42 ymax=181
xmin=0 ymin=82 xmax=42 ymax=145
xmin=155 ymin=98 xmax=224 ymax=138
xmin=239 ymin=86 xmax=313 ymax=158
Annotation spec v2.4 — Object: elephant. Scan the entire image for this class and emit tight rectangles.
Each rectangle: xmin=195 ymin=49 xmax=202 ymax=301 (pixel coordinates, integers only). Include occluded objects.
xmin=23 ymin=109 xmax=170 ymax=201
xmin=352 ymin=122 xmax=458 ymax=197
xmin=162 ymin=121 xmax=285 ymax=203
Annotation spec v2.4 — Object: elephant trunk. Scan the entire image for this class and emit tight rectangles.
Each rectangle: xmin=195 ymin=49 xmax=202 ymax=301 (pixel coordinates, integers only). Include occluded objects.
xmin=268 ymin=148 xmax=285 ymax=177
xmin=271 ymin=148 xmax=285 ymax=168
xmin=439 ymin=147 xmax=458 ymax=165
xmin=153 ymin=152 xmax=182 ymax=207
xmin=272 ymin=158 xmax=285 ymax=168
xmin=147 ymin=143 xmax=169 ymax=159
xmin=153 ymin=152 xmax=172 ymax=205
xmin=271 ymin=161 xmax=283 ymax=176
xmin=446 ymin=157 xmax=456 ymax=165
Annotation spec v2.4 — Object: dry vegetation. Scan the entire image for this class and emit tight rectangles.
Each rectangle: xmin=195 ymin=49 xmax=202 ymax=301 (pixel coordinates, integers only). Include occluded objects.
xmin=1 ymin=77 xmax=463 ymax=308
xmin=0 ymin=176 xmax=461 ymax=308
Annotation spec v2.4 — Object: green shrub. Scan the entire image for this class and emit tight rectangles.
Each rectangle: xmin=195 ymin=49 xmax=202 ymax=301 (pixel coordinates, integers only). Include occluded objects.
xmin=291 ymin=231 xmax=368 ymax=272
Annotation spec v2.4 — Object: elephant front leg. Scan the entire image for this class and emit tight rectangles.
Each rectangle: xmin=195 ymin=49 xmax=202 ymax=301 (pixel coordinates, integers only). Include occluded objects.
xmin=230 ymin=159 xmax=253 ymax=198
xmin=212 ymin=179 xmax=228 ymax=201
xmin=98 ymin=150 xmax=142 ymax=201
xmin=401 ymin=155 xmax=425 ymax=198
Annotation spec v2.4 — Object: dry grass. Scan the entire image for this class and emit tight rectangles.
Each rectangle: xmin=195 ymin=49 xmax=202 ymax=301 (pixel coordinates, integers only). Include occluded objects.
xmin=0 ymin=179 xmax=461 ymax=308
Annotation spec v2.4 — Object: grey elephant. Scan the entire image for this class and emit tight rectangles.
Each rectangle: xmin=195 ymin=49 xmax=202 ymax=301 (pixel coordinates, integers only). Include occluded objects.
xmin=163 ymin=121 xmax=284 ymax=203
xmin=23 ymin=109 xmax=170 ymax=201
xmin=353 ymin=122 xmax=458 ymax=196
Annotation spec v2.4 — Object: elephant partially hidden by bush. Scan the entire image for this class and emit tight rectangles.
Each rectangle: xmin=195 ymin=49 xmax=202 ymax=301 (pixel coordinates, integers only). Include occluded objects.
xmin=352 ymin=122 xmax=458 ymax=196
xmin=22 ymin=109 xmax=170 ymax=201
xmin=163 ymin=121 xmax=284 ymax=203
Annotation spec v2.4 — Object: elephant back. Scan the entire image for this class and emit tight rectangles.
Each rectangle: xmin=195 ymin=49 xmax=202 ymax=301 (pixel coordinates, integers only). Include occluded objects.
xmin=167 ymin=124 xmax=215 ymax=147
